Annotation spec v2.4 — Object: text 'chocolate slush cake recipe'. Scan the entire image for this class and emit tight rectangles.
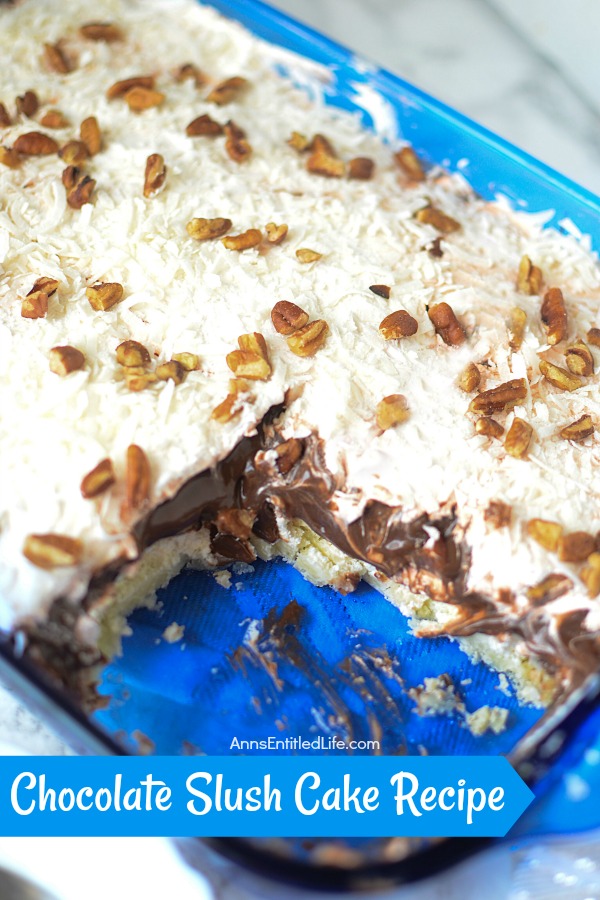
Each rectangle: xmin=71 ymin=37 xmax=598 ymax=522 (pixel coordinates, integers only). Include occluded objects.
xmin=1 ymin=0 xmax=599 ymax=708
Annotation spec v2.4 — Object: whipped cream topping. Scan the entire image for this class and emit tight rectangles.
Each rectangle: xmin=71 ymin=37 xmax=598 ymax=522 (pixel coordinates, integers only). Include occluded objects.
xmin=0 ymin=0 xmax=599 ymax=657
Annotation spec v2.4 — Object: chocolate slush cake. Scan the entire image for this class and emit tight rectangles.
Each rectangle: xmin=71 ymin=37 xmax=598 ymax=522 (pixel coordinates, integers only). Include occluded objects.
xmin=1 ymin=0 xmax=600 ymax=709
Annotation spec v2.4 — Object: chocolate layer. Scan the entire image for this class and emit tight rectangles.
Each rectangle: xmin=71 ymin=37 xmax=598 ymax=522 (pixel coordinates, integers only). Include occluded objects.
xmin=21 ymin=409 xmax=599 ymax=702
xmin=133 ymin=407 xmax=600 ymax=692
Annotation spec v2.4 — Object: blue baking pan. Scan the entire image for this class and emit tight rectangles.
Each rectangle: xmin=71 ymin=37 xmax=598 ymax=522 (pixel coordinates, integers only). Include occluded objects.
xmin=1 ymin=0 xmax=599 ymax=890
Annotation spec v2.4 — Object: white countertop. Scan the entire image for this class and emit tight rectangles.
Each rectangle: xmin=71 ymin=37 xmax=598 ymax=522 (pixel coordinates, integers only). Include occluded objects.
xmin=1 ymin=1 xmax=599 ymax=897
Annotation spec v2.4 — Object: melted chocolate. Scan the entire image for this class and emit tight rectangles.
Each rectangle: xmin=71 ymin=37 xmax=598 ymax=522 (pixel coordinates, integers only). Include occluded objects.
xmin=131 ymin=407 xmax=600 ymax=693
xmin=27 ymin=406 xmax=599 ymax=703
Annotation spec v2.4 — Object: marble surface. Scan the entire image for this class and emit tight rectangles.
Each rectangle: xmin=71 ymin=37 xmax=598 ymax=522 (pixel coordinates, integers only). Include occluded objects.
xmin=1 ymin=0 xmax=599 ymax=897
xmin=272 ymin=0 xmax=600 ymax=196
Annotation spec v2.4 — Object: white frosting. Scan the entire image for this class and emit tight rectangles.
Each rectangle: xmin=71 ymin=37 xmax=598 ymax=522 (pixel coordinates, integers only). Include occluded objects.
xmin=0 ymin=0 xmax=599 ymax=644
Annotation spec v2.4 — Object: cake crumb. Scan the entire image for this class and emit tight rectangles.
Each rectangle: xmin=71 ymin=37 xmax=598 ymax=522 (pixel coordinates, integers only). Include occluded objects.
xmin=465 ymin=705 xmax=509 ymax=736
xmin=496 ymin=673 xmax=511 ymax=696
xmin=408 ymin=674 xmax=509 ymax=736
xmin=213 ymin=569 xmax=232 ymax=589
xmin=162 ymin=622 xmax=185 ymax=643
xmin=408 ymin=674 xmax=466 ymax=717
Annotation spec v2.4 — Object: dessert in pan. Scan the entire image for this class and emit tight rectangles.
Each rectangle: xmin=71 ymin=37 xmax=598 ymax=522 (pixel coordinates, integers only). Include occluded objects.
xmin=1 ymin=0 xmax=599 ymax=712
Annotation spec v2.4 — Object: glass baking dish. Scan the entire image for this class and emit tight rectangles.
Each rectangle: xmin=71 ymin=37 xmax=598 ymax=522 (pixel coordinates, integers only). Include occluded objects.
xmin=1 ymin=0 xmax=600 ymax=891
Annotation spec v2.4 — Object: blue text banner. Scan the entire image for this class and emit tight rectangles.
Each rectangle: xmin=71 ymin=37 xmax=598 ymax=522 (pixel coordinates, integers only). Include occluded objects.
xmin=0 ymin=756 xmax=533 ymax=837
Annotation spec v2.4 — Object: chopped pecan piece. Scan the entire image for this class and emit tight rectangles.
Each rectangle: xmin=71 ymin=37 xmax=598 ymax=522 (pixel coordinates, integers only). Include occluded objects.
xmin=306 ymin=137 xmax=345 ymax=178
xmin=415 ymin=206 xmax=460 ymax=234
xmin=527 ymin=518 xmax=563 ymax=553
xmin=296 ymin=248 xmax=322 ymax=263
xmin=216 ymin=508 xmax=255 ymax=540
xmin=504 ymin=417 xmax=533 ymax=459
xmin=508 ymin=307 xmax=527 ymax=352
xmin=125 ymin=444 xmax=151 ymax=513
xmin=174 ymin=63 xmax=207 ymax=86
xmin=221 ymin=228 xmax=262 ymax=251
xmin=143 ymin=153 xmax=167 ymax=198
xmin=62 ymin=164 xmax=82 ymax=191
xmin=265 ymin=223 xmax=288 ymax=244
xmin=23 ymin=533 xmax=83 ymax=569
xmin=586 ymin=327 xmax=600 ymax=348
xmin=274 ymin=438 xmax=304 ymax=474
xmin=469 ymin=378 xmax=528 ymax=415
xmin=376 ymin=394 xmax=410 ymax=431
xmin=517 ymin=255 xmax=542 ymax=295
xmin=310 ymin=134 xmax=336 ymax=155
xmin=80 ymin=22 xmax=123 ymax=42
xmin=210 ymin=530 xmax=256 ymax=564
xmin=379 ymin=309 xmax=418 ymax=340
xmin=252 ymin=501 xmax=279 ymax=543
xmin=13 ymin=131 xmax=58 ymax=155
xmin=66 ymin=173 xmax=95 ymax=208
xmin=565 ymin=340 xmax=594 ymax=377
xmin=348 ymin=157 xmax=374 ymax=180
xmin=80 ymin=116 xmax=102 ymax=155
xmin=0 ymin=146 xmax=20 ymax=169
xmin=224 ymin=119 xmax=251 ymax=162
xmin=185 ymin=114 xmax=223 ymax=136
xmin=369 ymin=284 xmax=391 ymax=299
xmin=226 ymin=349 xmax=271 ymax=381
xmin=228 ymin=377 xmax=251 ymax=395
xmin=40 ymin=109 xmax=69 ymax=129
xmin=172 ymin=352 xmax=200 ymax=371
xmin=31 ymin=276 xmax=60 ymax=296
xmin=394 ymin=145 xmax=425 ymax=182
xmin=287 ymin=319 xmax=329 ymax=357
xmin=0 ymin=103 xmax=11 ymax=127
xmin=558 ymin=531 xmax=596 ymax=563
xmin=125 ymin=371 xmax=157 ymax=392
xmin=484 ymin=500 xmax=512 ymax=529
xmin=288 ymin=131 xmax=310 ymax=152
xmin=107 ymin=75 xmax=155 ymax=99
xmin=475 ymin=417 xmax=504 ymax=439
xmin=156 ymin=360 xmax=186 ymax=384
xmin=49 ymin=345 xmax=85 ymax=376
xmin=271 ymin=300 xmax=309 ymax=335
xmin=560 ymin=414 xmax=594 ymax=442
xmin=539 ymin=358 xmax=582 ymax=392
xmin=81 ymin=458 xmax=115 ymax=499
xmin=43 ymin=42 xmax=71 ymax=74
xmin=581 ymin=553 xmax=600 ymax=599
xmin=123 ymin=86 xmax=165 ymax=112
xmin=59 ymin=140 xmax=89 ymax=165
xmin=16 ymin=90 xmax=39 ymax=118
xmin=457 ymin=362 xmax=480 ymax=393
xmin=207 ymin=76 xmax=248 ymax=105
xmin=238 ymin=332 xmax=269 ymax=362
xmin=187 ymin=217 xmax=232 ymax=241
xmin=116 ymin=340 xmax=150 ymax=367
xmin=541 ymin=287 xmax=568 ymax=345
xmin=22 ymin=277 xmax=58 ymax=317
xmin=211 ymin=393 xmax=241 ymax=424
xmin=428 ymin=301 xmax=465 ymax=346
xmin=86 ymin=282 xmax=124 ymax=311
xmin=21 ymin=291 xmax=48 ymax=319
xmin=526 ymin=573 xmax=573 ymax=605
